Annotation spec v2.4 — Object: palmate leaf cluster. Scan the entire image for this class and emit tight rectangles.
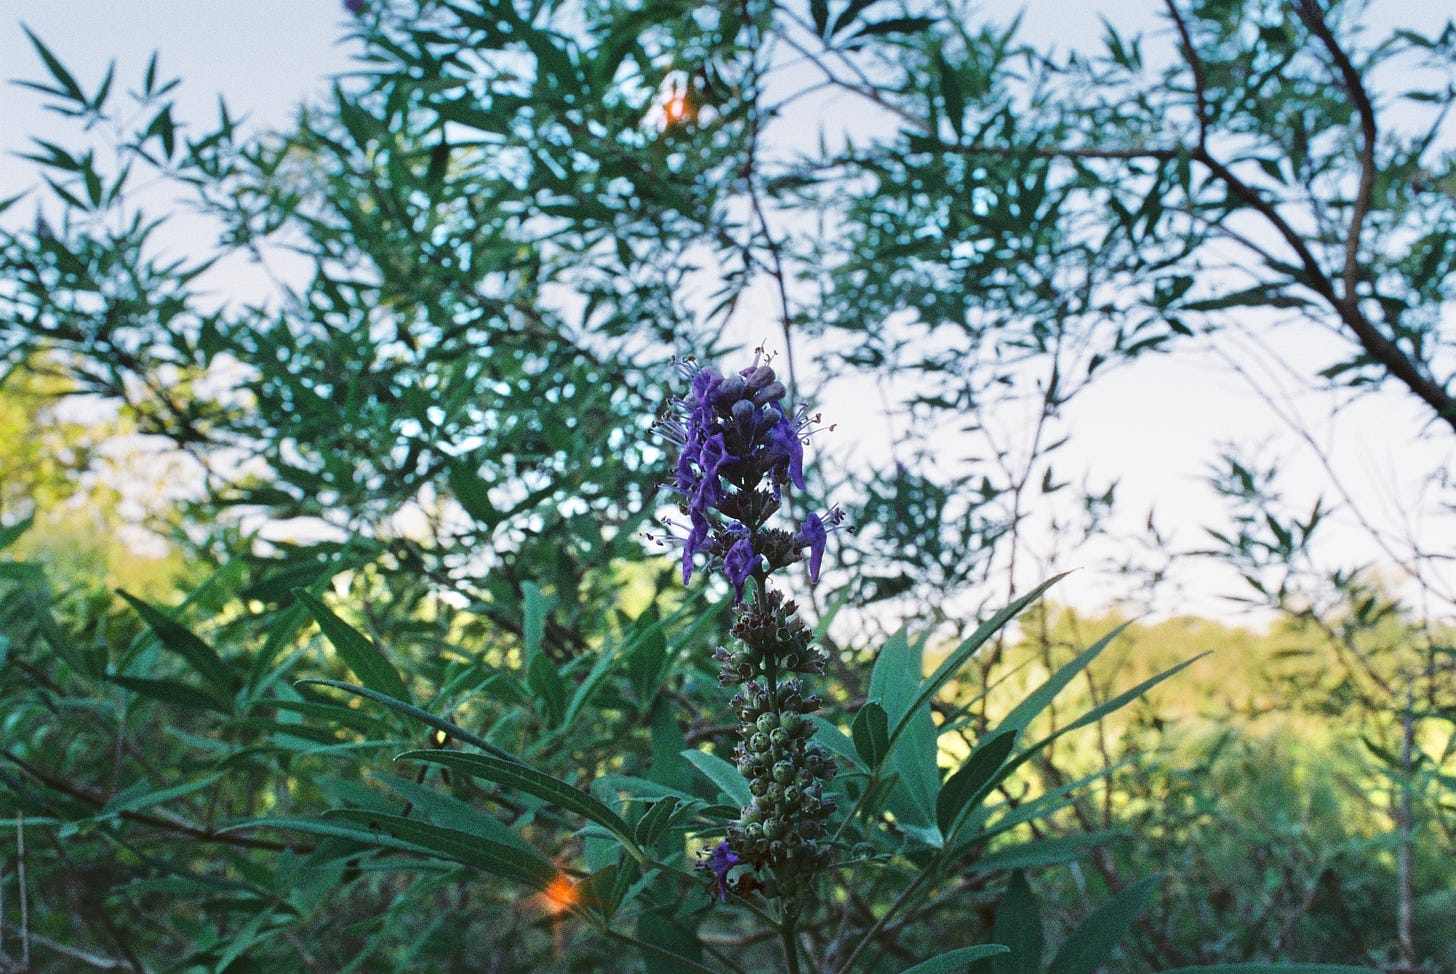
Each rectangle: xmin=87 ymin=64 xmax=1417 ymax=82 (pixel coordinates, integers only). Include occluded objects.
xmin=1 ymin=0 xmax=1452 ymax=971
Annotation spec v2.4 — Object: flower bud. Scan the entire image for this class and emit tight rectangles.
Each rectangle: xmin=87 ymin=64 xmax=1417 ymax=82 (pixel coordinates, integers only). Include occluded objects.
xmin=744 ymin=364 xmax=776 ymax=391
xmin=752 ymin=380 xmax=788 ymax=406
xmin=715 ymin=374 xmax=747 ymax=406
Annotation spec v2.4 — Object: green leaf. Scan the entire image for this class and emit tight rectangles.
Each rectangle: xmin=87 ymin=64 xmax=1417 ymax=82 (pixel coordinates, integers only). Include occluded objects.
xmin=868 ymin=628 xmax=941 ymax=840
xmin=1047 ymin=875 xmax=1160 ymax=974
xmin=938 ymin=50 xmax=965 ymax=140
xmin=371 ymin=772 xmax=537 ymax=853
xmin=528 ymin=652 xmax=567 ymax=725
xmin=22 ymin=25 xmax=85 ymax=102
xmin=102 ymin=772 xmax=224 ymax=815
xmin=895 ymin=944 xmax=1009 ymax=974
xmin=937 ymin=729 xmax=1018 ymax=834
xmin=890 ymin=575 xmax=1066 ymax=755
xmin=995 ymin=618 xmax=1127 ymax=738
xmin=397 ymin=749 xmax=640 ymax=856
xmin=560 ymin=629 xmax=631 ymax=729
xmin=296 ymin=678 xmax=520 ymax=762
xmin=111 ymin=675 xmax=230 ymax=712
xmin=851 ymin=700 xmax=890 ymax=768
xmin=807 ymin=715 xmax=868 ymax=773
xmin=294 ymin=589 xmax=409 ymax=702
xmin=1022 ymin=653 xmax=1210 ymax=759
xmin=448 ymin=459 xmax=500 ymax=526
xmin=0 ymin=515 xmax=33 ymax=551
xmin=680 ymin=749 xmax=752 ymax=808
xmin=248 ymin=813 xmax=557 ymax=890
xmin=521 ymin=581 xmax=557 ymax=662
xmin=829 ymin=0 xmax=885 ymax=37
xmin=977 ymin=832 xmax=1126 ymax=873
xmin=329 ymin=810 xmax=558 ymax=889
xmin=118 ymin=590 xmax=235 ymax=697
xmin=848 ymin=16 xmax=938 ymax=41
xmin=993 ymin=872 xmax=1044 ymax=974
xmin=632 ymin=796 xmax=681 ymax=848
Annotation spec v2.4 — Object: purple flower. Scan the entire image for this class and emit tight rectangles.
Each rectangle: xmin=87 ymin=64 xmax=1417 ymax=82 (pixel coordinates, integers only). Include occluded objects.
xmin=798 ymin=512 xmax=827 ymax=583
xmin=723 ymin=534 xmax=757 ymax=603
xmin=703 ymin=840 xmax=742 ymax=902
xmin=796 ymin=506 xmax=847 ymax=583
xmin=344 ymin=0 xmax=367 ymax=14
xmin=766 ymin=412 xmax=806 ymax=491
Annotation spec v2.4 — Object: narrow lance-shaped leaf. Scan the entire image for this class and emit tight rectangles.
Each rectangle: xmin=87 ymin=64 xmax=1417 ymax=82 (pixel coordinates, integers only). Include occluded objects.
xmin=398 ymin=749 xmax=643 ymax=860
xmin=1020 ymin=653 xmax=1211 ymax=761
xmin=681 ymin=749 xmax=753 ymax=808
xmin=118 ymin=590 xmax=235 ymax=697
xmin=0 ymin=515 xmax=34 ymax=552
xmin=328 ymin=809 xmax=558 ymax=889
xmin=296 ymin=678 xmax=521 ymax=763
xmin=995 ymin=617 xmax=1128 ymax=738
xmin=993 ymin=871 xmax=1044 ymax=974
xmin=294 ymin=589 xmax=409 ymax=702
xmin=936 ymin=728 xmax=1018 ymax=834
xmin=1047 ymin=874 xmax=1160 ymax=974
xmin=887 ymin=574 xmax=1066 ymax=756
xmin=894 ymin=944 xmax=1010 ymax=974
xmin=851 ymin=700 xmax=890 ymax=768
xmin=20 ymin=25 xmax=85 ymax=102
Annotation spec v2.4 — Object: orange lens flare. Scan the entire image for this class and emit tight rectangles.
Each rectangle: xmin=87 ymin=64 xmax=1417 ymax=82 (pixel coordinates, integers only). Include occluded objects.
xmin=662 ymin=92 xmax=693 ymax=126
xmin=536 ymin=874 xmax=579 ymax=917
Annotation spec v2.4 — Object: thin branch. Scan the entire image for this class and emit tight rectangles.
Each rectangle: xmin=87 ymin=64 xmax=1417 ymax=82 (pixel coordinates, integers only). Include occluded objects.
xmin=1294 ymin=0 xmax=1378 ymax=306
xmin=1165 ymin=0 xmax=1456 ymax=432
xmin=0 ymin=921 xmax=133 ymax=971
xmin=1 ymin=750 xmax=312 ymax=854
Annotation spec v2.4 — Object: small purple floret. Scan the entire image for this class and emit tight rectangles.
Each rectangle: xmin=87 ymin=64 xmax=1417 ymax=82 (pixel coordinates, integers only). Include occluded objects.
xmin=798 ymin=512 xmax=827 ymax=583
xmin=723 ymin=534 xmax=756 ymax=603
xmin=705 ymin=840 xmax=742 ymax=902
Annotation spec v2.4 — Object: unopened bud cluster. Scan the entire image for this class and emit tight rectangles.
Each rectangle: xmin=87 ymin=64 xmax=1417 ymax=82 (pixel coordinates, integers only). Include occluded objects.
xmin=719 ymin=590 xmax=837 ymax=902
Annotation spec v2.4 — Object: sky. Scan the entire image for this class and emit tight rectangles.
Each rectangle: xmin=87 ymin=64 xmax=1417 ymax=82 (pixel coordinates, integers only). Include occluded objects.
xmin=3 ymin=2 xmax=1452 ymax=624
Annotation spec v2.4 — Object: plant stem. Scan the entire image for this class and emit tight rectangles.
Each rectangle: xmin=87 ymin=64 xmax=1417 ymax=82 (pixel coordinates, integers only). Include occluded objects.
xmin=781 ymin=914 xmax=803 ymax=974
